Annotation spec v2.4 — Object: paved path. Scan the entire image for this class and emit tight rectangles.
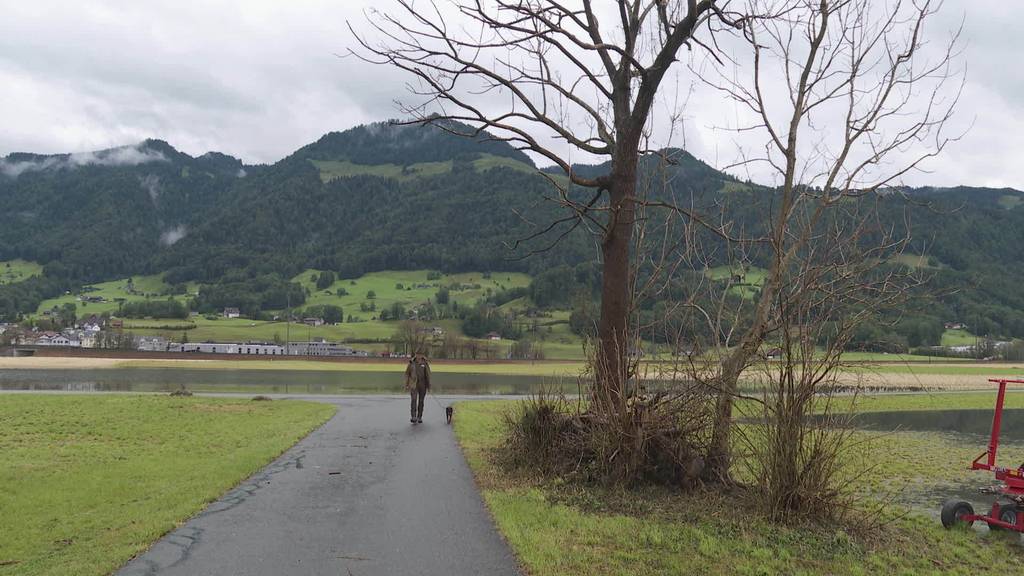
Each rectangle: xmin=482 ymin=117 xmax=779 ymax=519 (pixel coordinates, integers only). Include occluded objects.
xmin=117 ymin=395 xmax=521 ymax=576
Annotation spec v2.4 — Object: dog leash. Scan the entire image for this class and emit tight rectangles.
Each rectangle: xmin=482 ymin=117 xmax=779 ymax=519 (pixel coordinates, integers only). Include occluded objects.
xmin=428 ymin=387 xmax=446 ymax=411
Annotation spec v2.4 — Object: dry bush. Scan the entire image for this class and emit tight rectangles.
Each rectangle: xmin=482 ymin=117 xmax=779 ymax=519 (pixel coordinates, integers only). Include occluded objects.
xmin=501 ymin=391 xmax=576 ymax=473
xmin=502 ymin=360 xmax=715 ymax=487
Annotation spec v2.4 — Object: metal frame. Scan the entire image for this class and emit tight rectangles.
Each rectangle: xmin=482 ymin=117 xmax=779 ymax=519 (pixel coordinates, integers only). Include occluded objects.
xmin=952 ymin=378 xmax=1024 ymax=531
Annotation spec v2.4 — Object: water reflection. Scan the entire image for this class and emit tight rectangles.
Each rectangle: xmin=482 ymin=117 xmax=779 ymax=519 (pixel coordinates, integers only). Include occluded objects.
xmin=0 ymin=368 xmax=574 ymax=396
xmin=852 ymin=409 xmax=1024 ymax=441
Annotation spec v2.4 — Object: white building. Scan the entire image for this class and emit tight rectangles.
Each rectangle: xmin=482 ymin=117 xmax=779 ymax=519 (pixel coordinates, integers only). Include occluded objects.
xmin=36 ymin=333 xmax=81 ymax=347
xmin=137 ymin=336 xmax=170 ymax=352
xmin=170 ymin=342 xmax=286 ymax=355
xmin=287 ymin=341 xmax=356 ymax=356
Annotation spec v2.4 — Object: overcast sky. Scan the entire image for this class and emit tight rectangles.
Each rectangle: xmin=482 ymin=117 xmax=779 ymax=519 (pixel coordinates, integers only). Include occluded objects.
xmin=0 ymin=1 xmax=1020 ymax=189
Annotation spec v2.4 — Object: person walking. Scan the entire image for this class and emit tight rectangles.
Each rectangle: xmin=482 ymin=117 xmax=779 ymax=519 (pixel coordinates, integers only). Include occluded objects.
xmin=405 ymin=353 xmax=431 ymax=424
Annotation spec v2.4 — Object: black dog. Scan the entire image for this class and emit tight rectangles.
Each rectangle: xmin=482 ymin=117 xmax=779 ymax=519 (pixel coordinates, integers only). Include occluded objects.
xmin=445 ymin=405 xmax=454 ymax=425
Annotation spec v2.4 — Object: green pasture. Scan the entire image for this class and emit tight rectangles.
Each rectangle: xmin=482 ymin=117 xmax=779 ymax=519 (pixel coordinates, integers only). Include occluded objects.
xmin=941 ymin=328 xmax=978 ymax=347
xmin=292 ymin=269 xmax=532 ymax=322
xmin=35 ymin=274 xmax=191 ymax=317
xmin=311 ymin=153 xmax=535 ymax=183
xmin=0 ymin=260 xmax=44 ymax=285
xmin=0 ymin=394 xmax=334 ymax=576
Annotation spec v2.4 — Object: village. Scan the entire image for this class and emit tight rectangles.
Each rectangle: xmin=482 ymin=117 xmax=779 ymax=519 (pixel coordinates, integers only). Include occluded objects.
xmin=0 ymin=304 xmax=377 ymax=358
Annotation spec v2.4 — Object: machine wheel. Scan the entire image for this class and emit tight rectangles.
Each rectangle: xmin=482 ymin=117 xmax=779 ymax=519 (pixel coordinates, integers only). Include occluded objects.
xmin=989 ymin=500 xmax=1018 ymax=531
xmin=941 ymin=499 xmax=975 ymax=529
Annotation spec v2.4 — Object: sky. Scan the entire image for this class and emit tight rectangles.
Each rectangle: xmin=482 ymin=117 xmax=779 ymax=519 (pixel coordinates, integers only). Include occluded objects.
xmin=0 ymin=1 xmax=1020 ymax=189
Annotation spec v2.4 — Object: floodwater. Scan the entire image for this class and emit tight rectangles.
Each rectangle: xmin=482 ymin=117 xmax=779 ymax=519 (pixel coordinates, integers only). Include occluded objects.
xmin=853 ymin=408 xmax=1024 ymax=441
xmin=0 ymin=367 xmax=571 ymax=395
xmin=850 ymin=409 xmax=1024 ymax=527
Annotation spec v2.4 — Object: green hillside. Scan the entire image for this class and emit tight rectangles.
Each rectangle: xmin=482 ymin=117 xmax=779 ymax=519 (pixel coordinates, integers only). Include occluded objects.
xmin=31 ymin=269 xmax=586 ymax=358
xmin=6 ymin=121 xmax=1024 ymax=355
xmin=0 ymin=259 xmax=43 ymax=285
xmin=312 ymin=153 xmax=535 ymax=183
xmin=295 ymin=269 xmax=531 ymax=320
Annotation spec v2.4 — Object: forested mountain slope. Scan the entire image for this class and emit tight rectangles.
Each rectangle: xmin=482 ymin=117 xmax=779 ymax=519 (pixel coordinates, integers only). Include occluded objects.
xmin=2 ymin=120 xmax=1024 ymax=346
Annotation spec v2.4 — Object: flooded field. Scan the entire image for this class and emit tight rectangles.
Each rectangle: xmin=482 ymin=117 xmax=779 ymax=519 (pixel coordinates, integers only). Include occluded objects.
xmin=854 ymin=408 xmax=1024 ymax=439
xmin=0 ymin=367 xmax=567 ymax=395
xmin=847 ymin=408 xmax=1024 ymax=524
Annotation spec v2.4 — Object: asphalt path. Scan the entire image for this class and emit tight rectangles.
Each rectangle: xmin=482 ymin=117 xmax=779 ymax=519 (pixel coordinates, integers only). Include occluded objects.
xmin=116 ymin=395 xmax=521 ymax=576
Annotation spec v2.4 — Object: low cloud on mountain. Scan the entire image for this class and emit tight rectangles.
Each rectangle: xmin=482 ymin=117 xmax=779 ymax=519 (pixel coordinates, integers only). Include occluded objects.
xmin=0 ymin=143 xmax=168 ymax=178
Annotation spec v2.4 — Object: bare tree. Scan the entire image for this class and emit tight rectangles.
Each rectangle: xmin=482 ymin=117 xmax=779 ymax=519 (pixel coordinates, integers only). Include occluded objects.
xmin=394 ymin=319 xmax=430 ymax=355
xmin=690 ymin=0 xmax=962 ymax=480
xmin=351 ymin=0 xmax=745 ymax=409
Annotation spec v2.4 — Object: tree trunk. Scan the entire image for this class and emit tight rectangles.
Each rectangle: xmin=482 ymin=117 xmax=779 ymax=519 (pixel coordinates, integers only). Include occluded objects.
xmin=706 ymin=255 xmax=784 ymax=481
xmin=594 ymin=150 xmax=638 ymax=411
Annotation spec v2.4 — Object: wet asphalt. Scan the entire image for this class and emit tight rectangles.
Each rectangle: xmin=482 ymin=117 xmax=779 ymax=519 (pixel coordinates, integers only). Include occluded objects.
xmin=116 ymin=395 xmax=521 ymax=576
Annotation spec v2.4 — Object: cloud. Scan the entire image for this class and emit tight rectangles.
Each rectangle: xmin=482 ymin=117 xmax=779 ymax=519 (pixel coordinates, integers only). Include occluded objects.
xmin=139 ymin=174 xmax=161 ymax=203
xmin=159 ymin=225 xmax=187 ymax=246
xmin=0 ymin=143 xmax=167 ymax=178
xmin=0 ymin=2 xmax=1018 ymax=189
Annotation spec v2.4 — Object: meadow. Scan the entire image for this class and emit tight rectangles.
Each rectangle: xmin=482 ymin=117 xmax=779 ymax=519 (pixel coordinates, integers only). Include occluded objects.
xmin=454 ymin=393 xmax=1024 ymax=576
xmin=0 ymin=260 xmax=43 ymax=286
xmin=22 ymin=265 xmax=990 ymax=364
xmin=29 ymin=268 xmax=593 ymax=357
xmin=310 ymin=152 xmax=536 ymax=183
xmin=0 ymin=395 xmax=334 ymax=576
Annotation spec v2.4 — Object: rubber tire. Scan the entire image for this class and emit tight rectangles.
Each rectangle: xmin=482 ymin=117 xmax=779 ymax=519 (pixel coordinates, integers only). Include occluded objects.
xmin=941 ymin=500 xmax=975 ymax=529
xmin=989 ymin=500 xmax=1017 ymax=531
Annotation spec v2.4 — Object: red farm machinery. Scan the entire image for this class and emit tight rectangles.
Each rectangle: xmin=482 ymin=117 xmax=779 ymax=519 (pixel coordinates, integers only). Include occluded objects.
xmin=941 ymin=378 xmax=1024 ymax=533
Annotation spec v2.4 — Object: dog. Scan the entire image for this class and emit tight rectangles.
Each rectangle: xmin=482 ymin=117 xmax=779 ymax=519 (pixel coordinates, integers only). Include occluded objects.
xmin=445 ymin=405 xmax=454 ymax=425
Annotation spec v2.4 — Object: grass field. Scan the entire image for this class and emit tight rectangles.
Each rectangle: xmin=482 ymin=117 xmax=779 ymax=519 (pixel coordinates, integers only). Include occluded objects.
xmin=999 ymin=194 xmax=1023 ymax=210
xmin=848 ymin=362 xmax=1024 ymax=376
xmin=311 ymin=153 xmax=536 ymax=183
xmin=292 ymin=269 xmax=532 ymax=323
xmin=0 ymin=394 xmax=334 ymax=576
xmin=30 ymin=269 xmax=590 ymax=357
xmin=704 ymin=265 xmax=766 ymax=299
xmin=941 ymin=328 xmax=978 ymax=347
xmin=455 ymin=395 xmax=1024 ymax=576
xmin=35 ymin=274 xmax=193 ymax=317
xmin=890 ymin=253 xmax=939 ymax=269
xmin=0 ymin=260 xmax=44 ymax=286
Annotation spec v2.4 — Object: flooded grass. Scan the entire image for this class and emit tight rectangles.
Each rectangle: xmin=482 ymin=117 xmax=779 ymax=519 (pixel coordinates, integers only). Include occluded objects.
xmin=455 ymin=396 xmax=1024 ymax=575
xmin=0 ymin=395 xmax=334 ymax=575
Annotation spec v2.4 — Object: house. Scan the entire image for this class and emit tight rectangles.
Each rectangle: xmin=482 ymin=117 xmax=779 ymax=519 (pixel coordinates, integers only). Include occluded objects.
xmin=303 ymin=317 xmax=325 ymax=327
xmin=223 ymin=307 xmax=241 ymax=319
xmin=80 ymin=315 xmax=103 ymax=332
xmin=137 ymin=336 xmax=170 ymax=352
xmin=36 ymin=332 xmax=80 ymax=347
xmin=486 ymin=332 xmax=502 ymax=341
xmin=110 ymin=319 xmax=123 ymax=329
xmin=417 ymin=326 xmax=445 ymax=337
xmin=765 ymin=347 xmax=784 ymax=360
xmin=944 ymin=322 xmax=966 ymax=330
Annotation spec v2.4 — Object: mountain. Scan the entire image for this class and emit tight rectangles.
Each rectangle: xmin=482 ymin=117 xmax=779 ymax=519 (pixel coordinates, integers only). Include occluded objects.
xmin=0 ymin=140 xmax=252 ymax=281
xmin=3 ymin=121 xmax=1024 ymax=347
